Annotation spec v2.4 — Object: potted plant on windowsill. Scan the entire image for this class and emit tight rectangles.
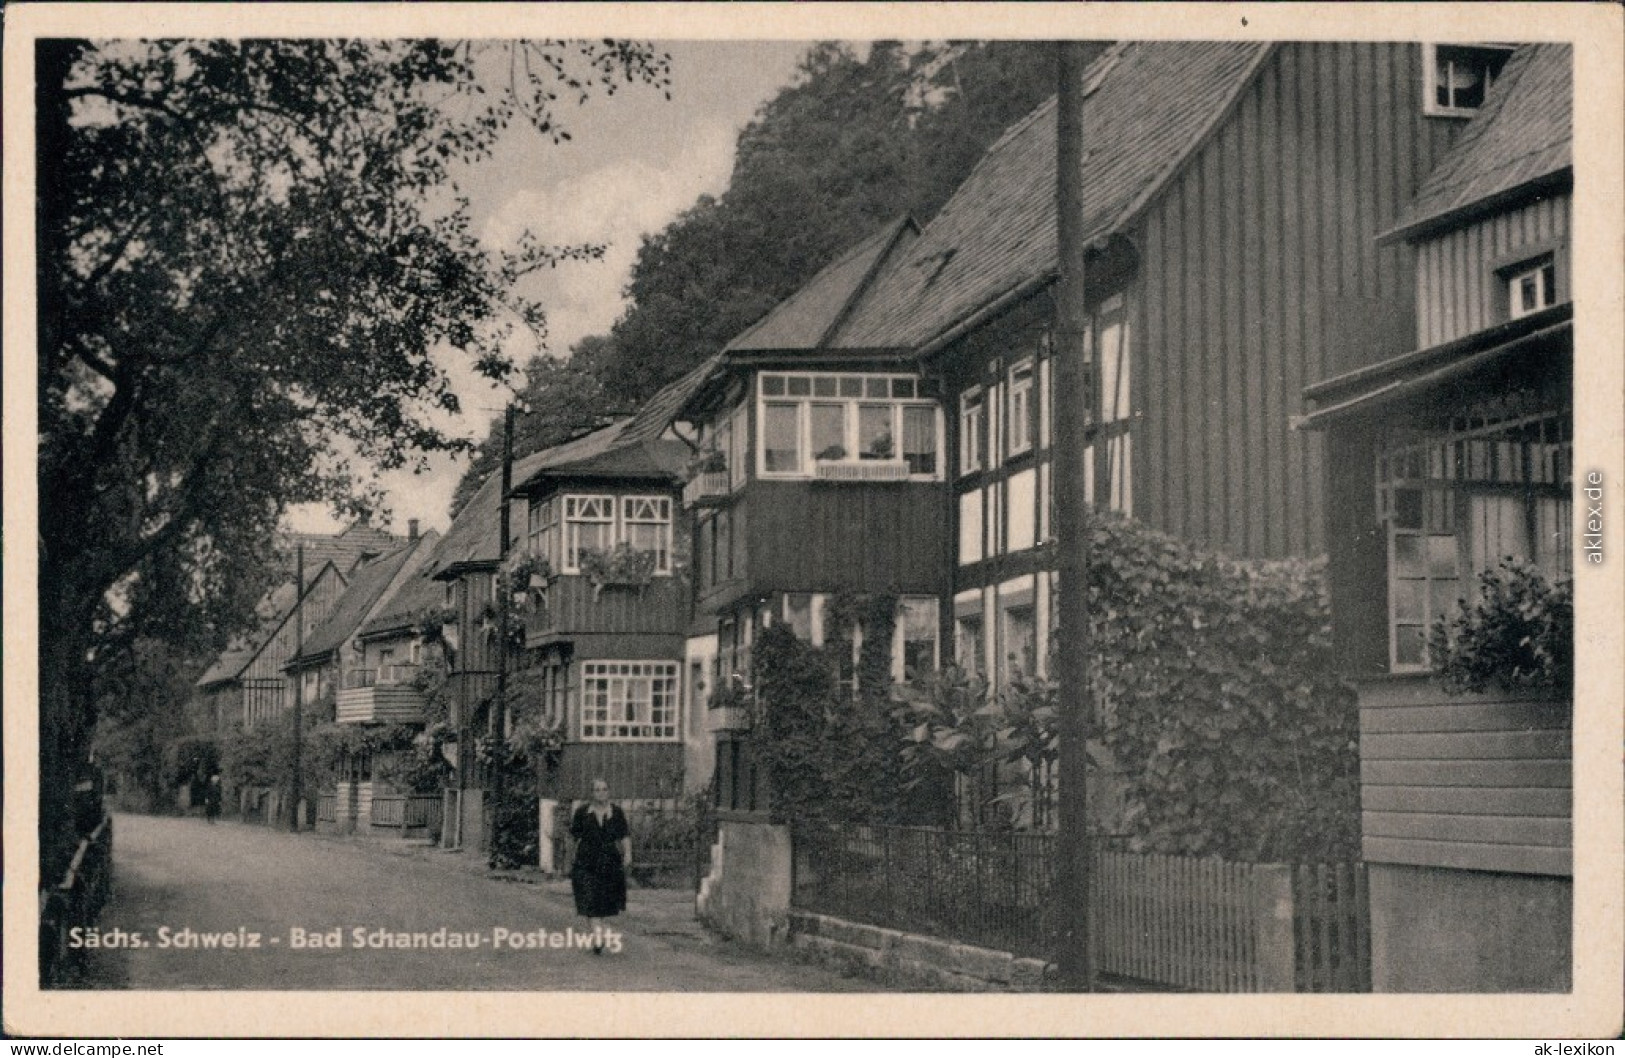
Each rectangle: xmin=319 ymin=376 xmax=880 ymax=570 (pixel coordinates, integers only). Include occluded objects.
xmin=578 ymin=543 xmax=658 ymax=593
xmin=504 ymin=552 xmax=554 ymax=591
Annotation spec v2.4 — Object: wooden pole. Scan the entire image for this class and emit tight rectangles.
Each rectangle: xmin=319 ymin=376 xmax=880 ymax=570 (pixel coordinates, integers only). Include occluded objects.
xmin=1053 ymin=39 xmax=1096 ymax=990
xmin=290 ymin=543 xmax=304 ymax=833
xmin=489 ymin=404 xmax=515 ymax=868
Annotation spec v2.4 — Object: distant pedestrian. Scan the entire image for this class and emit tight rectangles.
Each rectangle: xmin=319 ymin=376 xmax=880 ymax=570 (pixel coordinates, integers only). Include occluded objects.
xmin=569 ymin=778 xmax=630 ymax=954
xmin=204 ymin=772 xmax=222 ymax=824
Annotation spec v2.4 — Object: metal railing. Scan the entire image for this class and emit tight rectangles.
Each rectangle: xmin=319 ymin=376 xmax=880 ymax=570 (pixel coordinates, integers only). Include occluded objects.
xmin=792 ymin=820 xmax=1054 ymax=959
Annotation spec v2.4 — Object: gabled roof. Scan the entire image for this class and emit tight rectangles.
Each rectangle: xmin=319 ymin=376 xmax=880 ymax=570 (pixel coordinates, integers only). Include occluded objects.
xmin=725 ymin=217 xmax=919 ymax=354
xmin=1383 ymin=44 xmax=1572 ymax=243
xmin=287 ymin=533 xmax=437 ymax=667
xmin=358 ymin=555 xmax=447 ymax=641
xmin=836 ymin=41 xmax=1274 ymax=351
xmin=279 ymin=522 xmax=399 ymax=576
xmin=617 ymin=353 xmax=723 ymax=446
xmin=427 ymin=442 xmax=572 ymax=575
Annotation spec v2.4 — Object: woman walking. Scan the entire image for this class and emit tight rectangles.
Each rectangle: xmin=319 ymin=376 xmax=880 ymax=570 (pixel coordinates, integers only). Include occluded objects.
xmin=569 ymin=778 xmax=630 ymax=954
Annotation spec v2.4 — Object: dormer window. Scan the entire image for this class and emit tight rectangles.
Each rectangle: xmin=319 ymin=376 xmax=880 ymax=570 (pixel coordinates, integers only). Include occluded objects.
xmin=1425 ymin=44 xmax=1514 ymax=116
xmin=1507 ymin=255 xmax=1558 ymax=320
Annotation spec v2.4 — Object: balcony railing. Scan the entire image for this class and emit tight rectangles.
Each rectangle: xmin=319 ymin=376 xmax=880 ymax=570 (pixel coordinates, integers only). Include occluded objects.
xmin=813 ymin=460 xmax=910 ymax=482
xmin=343 ymin=664 xmax=421 ymax=690
xmin=682 ymin=469 xmax=731 ymax=508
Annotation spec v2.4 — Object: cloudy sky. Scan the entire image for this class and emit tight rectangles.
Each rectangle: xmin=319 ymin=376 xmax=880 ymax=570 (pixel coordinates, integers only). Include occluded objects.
xmin=288 ymin=40 xmax=811 ymax=536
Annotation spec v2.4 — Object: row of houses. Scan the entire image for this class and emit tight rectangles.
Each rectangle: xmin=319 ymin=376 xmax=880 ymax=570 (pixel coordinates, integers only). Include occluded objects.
xmin=196 ymin=41 xmax=1574 ymax=990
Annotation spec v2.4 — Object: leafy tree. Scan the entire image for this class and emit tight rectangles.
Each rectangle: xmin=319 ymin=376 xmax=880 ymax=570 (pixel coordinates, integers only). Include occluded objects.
xmin=36 ymin=38 xmax=670 ymax=880
xmin=448 ymin=39 xmax=1083 ymax=501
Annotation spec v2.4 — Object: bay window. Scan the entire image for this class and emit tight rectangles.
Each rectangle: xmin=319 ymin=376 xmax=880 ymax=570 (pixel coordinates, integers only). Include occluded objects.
xmin=558 ymin=493 xmax=674 ymax=575
xmin=527 ymin=496 xmax=558 ymax=564
xmin=756 ymin=372 xmax=941 ymax=480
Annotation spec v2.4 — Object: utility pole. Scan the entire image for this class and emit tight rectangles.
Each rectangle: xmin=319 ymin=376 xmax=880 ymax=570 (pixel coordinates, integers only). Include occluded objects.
xmin=1053 ymin=39 xmax=1096 ymax=991
xmin=489 ymin=404 xmax=515 ymax=868
xmin=290 ymin=543 xmax=305 ymax=833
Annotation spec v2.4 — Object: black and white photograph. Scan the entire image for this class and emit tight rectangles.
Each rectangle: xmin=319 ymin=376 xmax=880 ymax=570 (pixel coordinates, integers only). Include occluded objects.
xmin=6 ymin=2 xmax=1622 ymax=1041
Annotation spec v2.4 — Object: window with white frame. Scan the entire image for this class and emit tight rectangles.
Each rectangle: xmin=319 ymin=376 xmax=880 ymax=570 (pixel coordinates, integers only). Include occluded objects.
xmin=896 ymin=596 xmax=940 ymax=682
xmin=1007 ymin=468 xmax=1037 ymax=553
xmin=1377 ymin=395 xmax=1571 ymax=671
xmin=1506 ymin=255 xmax=1558 ymax=320
xmin=1008 ymin=360 xmax=1034 ymax=457
xmin=1425 ymin=44 xmax=1514 ymax=116
xmin=960 ymin=388 xmax=986 ymax=475
xmin=621 ymin=496 xmax=673 ymax=573
xmin=563 ymin=495 xmax=614 ymax=570
xmin=1091 ymin=296 xmax=1132 ymax=423
xmin=527 ymin=496 xmax=558 ymax=564
xmin=579 ymin=661 xmax=681 ymax=741
xmin=757 ymin=372 xmax=940 ymax=479
xmin=559 ymin=494 xmax=672 ymax=575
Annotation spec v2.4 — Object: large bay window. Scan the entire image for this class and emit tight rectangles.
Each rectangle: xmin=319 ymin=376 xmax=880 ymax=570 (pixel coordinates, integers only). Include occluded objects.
xmin=759 ymin=372 xmax=941 ymax=480
xmin=579 ymin=661 xmax=680 ymax=741
xmin=1377 ymin=391 xmax=1570 ymax=672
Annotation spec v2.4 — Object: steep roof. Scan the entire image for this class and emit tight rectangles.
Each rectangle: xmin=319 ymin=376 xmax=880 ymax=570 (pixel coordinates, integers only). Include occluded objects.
xmin=279 ymin=522 xmax=399 ymax=576
xmin=616 ymin=353 xmax=723 ymax=446
xmin=359 ymin=554 xmax=447 ymax=641
xmin=725 ymin=218 xmax=919 ymax=354
xmin=287 ymin=534 xmax=436 ymax=666
xmin=427 ymin=443 xmax=571 ymax=574
xmin=1383 ymin=44 xmax=1572 ymax=242
xmin=195 ymin=563 xmax=341 ymax=688
xmin=837 ymin=41 xmax=1273 ymax=351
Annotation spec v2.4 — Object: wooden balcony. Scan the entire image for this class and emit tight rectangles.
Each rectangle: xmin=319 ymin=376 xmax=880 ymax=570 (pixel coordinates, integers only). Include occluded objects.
xmin=682 ymin=470 xmax=731 ymax=508
xmin=336 ymin=667 xmax=425 ymax=724
xmin=524 ymin=573 xmax=688 ymax=646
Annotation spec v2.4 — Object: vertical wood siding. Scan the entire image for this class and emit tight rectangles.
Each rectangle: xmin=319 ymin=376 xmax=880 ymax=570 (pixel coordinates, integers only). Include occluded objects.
xmin=1134 ymin=43 xmax=1460 ymax=558
xmin=1358 ymin=679 xmax=1571 ymax=876
xmin=743 ymin=481 xmax=947 ymax=595
xmin=1415 ymin=195 xmax=1571 ymax=348
xmin=545 ymin=741 xmax=685 ymax=802
xmin=243 ymin=567 xmax=347 ymax=683
xmin=526 ymin=576 xmax=687 ymax=644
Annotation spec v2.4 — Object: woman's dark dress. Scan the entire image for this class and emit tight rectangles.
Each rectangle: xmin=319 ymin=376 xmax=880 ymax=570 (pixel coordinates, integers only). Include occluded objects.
xmin=569 ymin=803 xmax=629 ymax=918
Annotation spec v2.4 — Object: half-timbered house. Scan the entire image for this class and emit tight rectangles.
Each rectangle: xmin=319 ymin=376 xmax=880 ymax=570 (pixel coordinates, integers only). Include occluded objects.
xmin=1300 ymin=43 xmax=1572 ymax=991
xmin=836 ymin=40 xmax=1483 ymax=688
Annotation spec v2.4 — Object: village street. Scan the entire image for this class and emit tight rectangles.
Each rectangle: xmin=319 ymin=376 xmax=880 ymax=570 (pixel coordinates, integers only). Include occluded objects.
xmin=77 ymin=814 xmax=883 ymax=992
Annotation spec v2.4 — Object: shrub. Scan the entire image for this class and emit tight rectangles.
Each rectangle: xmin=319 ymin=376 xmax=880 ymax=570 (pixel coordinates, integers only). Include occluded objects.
xmin=1429 ymin=560 xmax=1573 ymax=695
xmin=1086 ymin=515 xmax=1360 ymax=862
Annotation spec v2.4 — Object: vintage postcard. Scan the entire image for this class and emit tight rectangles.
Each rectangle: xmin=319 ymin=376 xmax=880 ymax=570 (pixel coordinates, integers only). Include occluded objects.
xmin=4 ymin=1 xmax=1621 ymax=1040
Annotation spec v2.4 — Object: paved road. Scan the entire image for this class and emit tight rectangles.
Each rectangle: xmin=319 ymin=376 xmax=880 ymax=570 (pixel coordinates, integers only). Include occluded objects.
xmin=80 ymin=813 xmax=881 ymax=991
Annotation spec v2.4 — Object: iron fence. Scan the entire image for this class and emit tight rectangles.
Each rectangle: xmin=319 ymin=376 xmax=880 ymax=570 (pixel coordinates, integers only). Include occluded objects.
xmin=791 ymin=819 xmax=1055 ymax=959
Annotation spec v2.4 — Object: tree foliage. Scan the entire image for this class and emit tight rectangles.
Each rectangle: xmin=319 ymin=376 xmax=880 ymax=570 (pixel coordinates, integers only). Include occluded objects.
xmin=36 ymin=37 xmax=670 ymax=877
xmin=450 ymin=40 xmax=1081 ymax=503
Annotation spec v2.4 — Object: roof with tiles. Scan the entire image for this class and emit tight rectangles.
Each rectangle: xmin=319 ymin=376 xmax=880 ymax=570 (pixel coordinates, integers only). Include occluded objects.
xmin=196 ymin=566 xmax=340 ymax=688
xmin=288 ymin=533 xmax=437 ymax=666
xmin=1383 ymin=44 xmax=1572 ymax=242
xmin=279 ymin=522 xmax=399 ymax=576
xmin=834 ymin=41 xmax=1273 ymax=352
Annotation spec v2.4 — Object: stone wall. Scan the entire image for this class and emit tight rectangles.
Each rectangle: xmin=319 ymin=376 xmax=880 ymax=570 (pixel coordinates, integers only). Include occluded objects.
xmin=788 ymin=910 xmax=1054 ymax=992
xmin=695 ymin=819 xmax=792 ymax=949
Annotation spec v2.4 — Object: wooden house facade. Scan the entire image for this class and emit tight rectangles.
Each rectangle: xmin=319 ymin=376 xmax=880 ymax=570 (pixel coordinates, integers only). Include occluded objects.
xmin=670 ymin=220 xmax=954 ymax=814
xmin=1300 ymin=44 xmax=1572 ymax=992
xmin=834 ymin=41 xmax=1478 ymax=692
xmin=506 ymin=415 xmax=696 ymax=870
